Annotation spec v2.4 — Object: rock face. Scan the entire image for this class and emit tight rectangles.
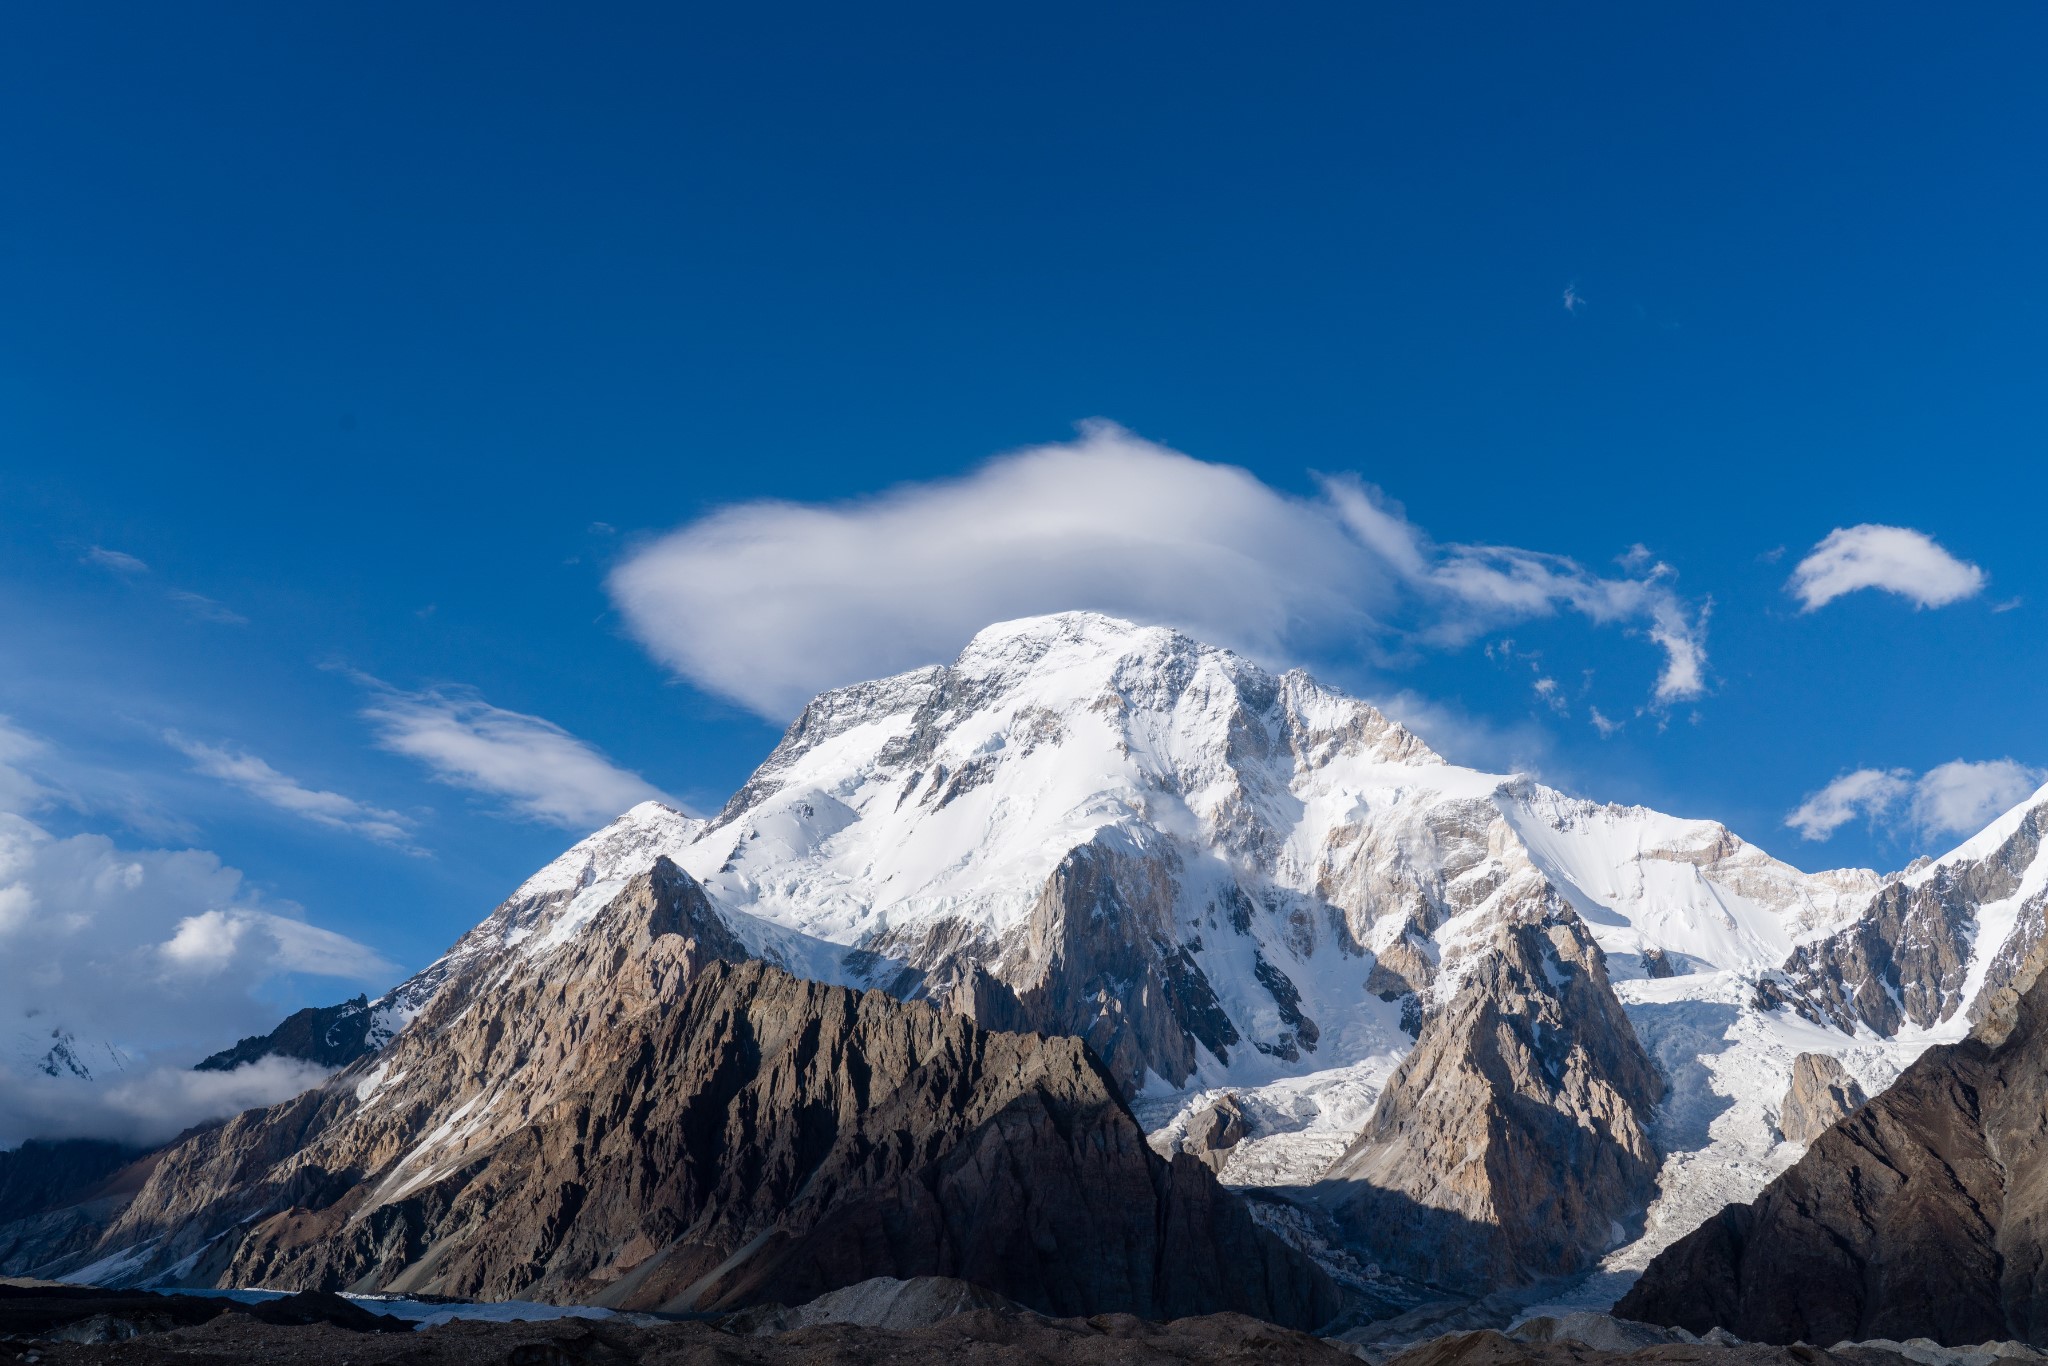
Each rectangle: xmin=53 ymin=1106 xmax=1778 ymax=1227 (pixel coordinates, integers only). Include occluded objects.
xmin=1321 ymin=908 xmax=1663 ymax=1292
xmin=61 ymin=862 xmax=1340 ymax=1328
xmin=1774 ymin=803 xmax=2048 ymax=1038
xmin=1618 ymin=942 xmax=2048 ymax=1346
xmin=195 ymin=997 xmax=382 ymax=1073
xmin=190 ymin=800 xmax=712 ymax=1076
xmin=0 ymin=1140 xmax=139 ymax=1227
xmin=1776 ymin=1053 xmax=1867 ymax=1145
xmin=1182 ymin=1095 xmax=1248 ymax=1175
xmin=0 ymin=1139 xmax=152 ymax=1279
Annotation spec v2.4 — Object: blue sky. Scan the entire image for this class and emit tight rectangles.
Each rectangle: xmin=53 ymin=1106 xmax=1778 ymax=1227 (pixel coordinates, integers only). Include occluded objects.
xmin=3 ymin=4 xmax=2045 ymax=1068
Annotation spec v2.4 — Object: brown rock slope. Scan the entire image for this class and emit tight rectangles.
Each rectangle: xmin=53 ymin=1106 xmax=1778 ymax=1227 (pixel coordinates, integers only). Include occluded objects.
xmin=74 ymin=860 xmax=1341 ymax=1328
xmin=1775 ymin=1053 xmax=1866 ymax=1146
xmin=1320 ymin=908 xmax=1664 ymax=1293
xmin=1618 ymin=942 xmax=2048 ymax=1345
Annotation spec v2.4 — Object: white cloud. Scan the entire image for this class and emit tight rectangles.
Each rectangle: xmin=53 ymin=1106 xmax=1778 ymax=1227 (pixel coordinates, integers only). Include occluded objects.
xmin=159 ymin=908 xmax=389 ymax=978
xmin=83 ymin=546 xmax=149 ymax=574
xmin=167 ymin=733 xmax=416 ymax=849
xmin=1787 ymin=758 xmax=2044 ymax=844
xmin=1785 ymin=768 xmax=1913 ymax=841
xmin=360 ymin=683 xmax=674 ymax=830
xmin=0 ymin=812 xmax=395 ymax=1049
xmin=1788 ymin=524 xmax=1985 ymax=611
xmin=0 ymin=1055 xmax=333 ymax=1149
xmin=0 ymin=722 xmax=396 ymax=1143
xmin=1909 ymin=759 xmax=2045 ymax=841
xmin=609 ymin=423 xmax=1710 ymax=719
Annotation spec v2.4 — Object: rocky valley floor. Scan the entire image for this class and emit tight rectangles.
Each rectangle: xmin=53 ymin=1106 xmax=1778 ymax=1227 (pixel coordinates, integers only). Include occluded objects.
xmin=7 ymin=1278 xmax=2048 ymax=1366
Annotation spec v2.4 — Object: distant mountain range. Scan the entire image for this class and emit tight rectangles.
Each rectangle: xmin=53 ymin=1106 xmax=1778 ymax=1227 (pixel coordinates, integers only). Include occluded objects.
xmin=6 ymin=612 xmax=2047 ymax=1338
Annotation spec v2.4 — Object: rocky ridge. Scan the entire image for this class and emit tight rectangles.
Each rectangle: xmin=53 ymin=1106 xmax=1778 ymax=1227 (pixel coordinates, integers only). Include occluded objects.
xmin=1322 ymin=910 xmax=1663 ymax=1292
xmin=37 ymin=861 xmax=1340 ymax=1327
xmin=1618 ymin=933 xmax=2048 ymax=1345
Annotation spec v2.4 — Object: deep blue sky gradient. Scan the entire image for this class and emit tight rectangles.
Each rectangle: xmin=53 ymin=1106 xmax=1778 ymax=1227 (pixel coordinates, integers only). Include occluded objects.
xmin=3 ymin=4 xmax=2044 ymax=987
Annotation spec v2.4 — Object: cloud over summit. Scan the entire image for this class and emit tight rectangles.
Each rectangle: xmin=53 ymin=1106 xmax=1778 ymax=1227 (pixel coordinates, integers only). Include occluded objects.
xmin=609 ymin=424 xmax=1710 ymax=719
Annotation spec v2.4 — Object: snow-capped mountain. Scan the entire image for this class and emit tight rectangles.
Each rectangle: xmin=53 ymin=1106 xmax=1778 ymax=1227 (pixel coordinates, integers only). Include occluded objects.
xmin=672 ymin=614 xmax=1874 ymax=1086
xmin=307 ymin=613 xmax=2048 ymax=1289
xmin=22 ymin=610 xmax=2048 ymax=1310
xmin=8 ymin=1022 xmax=130 ymax=1083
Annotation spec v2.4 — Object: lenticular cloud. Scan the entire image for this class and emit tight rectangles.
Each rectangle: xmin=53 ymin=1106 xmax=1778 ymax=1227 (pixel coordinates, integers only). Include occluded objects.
xmin=608 ymin=422 xmax=1710 ymax=719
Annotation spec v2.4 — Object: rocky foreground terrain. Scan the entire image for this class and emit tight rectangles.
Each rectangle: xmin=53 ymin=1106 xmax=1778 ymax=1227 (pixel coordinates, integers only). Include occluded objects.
xmin=7 ymin=1276 xmax=2048 ymax=1366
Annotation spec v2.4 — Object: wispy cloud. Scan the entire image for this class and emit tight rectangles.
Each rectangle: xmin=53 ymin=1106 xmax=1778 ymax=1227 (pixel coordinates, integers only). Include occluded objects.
xmin=608 ymin=422 xmax=1709 ymax=720
xmin=1788 ymin=524 xmax=1985 ymax=612
xmin=359 ymin=682 xmax=674 ymax=830
xmin=80 ymin=546 xmax=249 ymax=624
xmin=1562 ymin=283 xmax=1586 ymax=314
xmin=83 ymin=546 xmax=150 ymax=574
xmin=0 ymin=718 xmax=54 ymax=812
xmin=167 ymin=590 xmax=249 ymax=626
xmin=1787 ymin=758 xmax=2044 ymax=844
xmin=166 ymin=733 xmax=417 ymax=849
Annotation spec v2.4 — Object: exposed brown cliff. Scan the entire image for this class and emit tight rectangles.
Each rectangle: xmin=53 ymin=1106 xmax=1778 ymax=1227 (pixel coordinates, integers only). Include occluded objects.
xmin=1320 ymin=906 xmax=1664 ymax=1293
xmin=1619 ymin=937 xmax=2048 ymax=1345
xmin=1775 ymin=1053 xmax=1866 ymax=1146
xmin=59 ymin=860 xmax=1342 ymax=1328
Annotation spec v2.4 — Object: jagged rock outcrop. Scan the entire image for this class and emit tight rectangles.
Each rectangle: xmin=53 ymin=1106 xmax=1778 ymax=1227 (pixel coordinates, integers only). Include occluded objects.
xmin=1151 ymin=1093 xmax=1248 ymax=1175
xmin=196 ymin=997 xmax=381 ymax=1073
xmin=987 ymin=838 xmax=1248 ymax=1091
xmin=1776 ymin=1053 xmax=1866 ymax=1145
xmin=1619 ymin=938 xmax=2048 ymax=1346
xmin=1320 ymin=905 xmax=1664 ymax=1292
xmin=1776 ymin=804 xmax=2048 ymax=1037
xmin=60 ymin=861 xmax=1340 ymax=1328
xmin=1182 ymin=1095 xmax=1247 ymax=1175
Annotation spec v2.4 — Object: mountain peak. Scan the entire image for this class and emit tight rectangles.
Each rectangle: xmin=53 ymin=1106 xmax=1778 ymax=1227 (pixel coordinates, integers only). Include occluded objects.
xmin=955 ymin=611 xmax=1213 ymax=667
